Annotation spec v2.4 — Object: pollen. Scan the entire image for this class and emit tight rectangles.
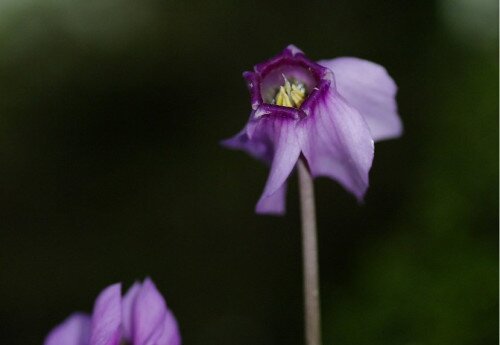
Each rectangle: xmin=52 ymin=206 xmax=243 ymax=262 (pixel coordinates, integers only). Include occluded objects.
xmin=273 ymin=76 xmax=306 ymax=108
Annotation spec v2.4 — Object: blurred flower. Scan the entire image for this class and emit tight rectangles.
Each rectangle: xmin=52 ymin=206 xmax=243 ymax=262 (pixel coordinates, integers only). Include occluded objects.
xmin=44 ymin=278 xmax=180 ymax=345
xmin=223 ymin=45 xmax=402 ymax=215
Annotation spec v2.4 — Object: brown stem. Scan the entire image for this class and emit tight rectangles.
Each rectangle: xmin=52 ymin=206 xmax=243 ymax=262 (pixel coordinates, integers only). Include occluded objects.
xmin=297 ymin=158 xmax=321 ymax=345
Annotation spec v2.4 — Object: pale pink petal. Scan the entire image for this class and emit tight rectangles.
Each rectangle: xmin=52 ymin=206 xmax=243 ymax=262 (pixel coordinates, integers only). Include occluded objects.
xmin=255 ymin=182 xmax=287 ymax=215
xmin=221 ymin=127 xmax=273 ymax=164
xmin=319 ymin=57 xmax=402 ymax=141
xmin=252 ymin=116 xmax=301 ymax=214
xmin=153 ymin=309 xmax=181 ymax=345
xmin=90 ymin=283 xmax=122 ymax=345
xmin=121 ymin=282 xmax=141 ymax=341
xmin=299 ymin=89 xmax=374 ymax=200
xmin=44 ymin=313 xmax=91 ymax=345
xmin=132 ymin=278 xmax=167 ymax=345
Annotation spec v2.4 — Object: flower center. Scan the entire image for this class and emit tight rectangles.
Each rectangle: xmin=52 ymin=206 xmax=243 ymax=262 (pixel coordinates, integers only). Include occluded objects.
xmin=272 ymin=76 xmax=306 ymax=108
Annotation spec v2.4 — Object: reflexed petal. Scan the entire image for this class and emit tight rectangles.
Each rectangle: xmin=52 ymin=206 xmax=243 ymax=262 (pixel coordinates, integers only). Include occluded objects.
xmin=220 ymin=127 xmax=273 ymax=164
xmin=255 ymin=182 xmax=287 ymax=215
xmin=252 ymin=116 xmax=301 ymax=214
xmin=44 ymin=313 xmax=91 ymax=345
xmin=90 ymin=283 xmax=122 ymax=345
xmin=299 ymin=89 xmax=374 ymax=200
xmin=319 ymin=57 xmax=402 ymax=141
xmin=132 ymin=278 xmax=167 ymax=345
xmin=121 ymin=282 xmax=141 ymax=341
xmin=154 ymin=310 xmax=182 ymax=345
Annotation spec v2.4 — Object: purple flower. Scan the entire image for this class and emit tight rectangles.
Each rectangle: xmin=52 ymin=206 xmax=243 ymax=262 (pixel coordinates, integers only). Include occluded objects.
xmin=222 ymin=45 xmax=402 ymax=215
xmin=44 ymin=278 xmax=181 ymax=345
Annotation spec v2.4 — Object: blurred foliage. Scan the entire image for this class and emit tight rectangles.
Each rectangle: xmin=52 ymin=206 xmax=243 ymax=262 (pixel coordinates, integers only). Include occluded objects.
xmin=0 ymin=0 xmax=497 ymax=344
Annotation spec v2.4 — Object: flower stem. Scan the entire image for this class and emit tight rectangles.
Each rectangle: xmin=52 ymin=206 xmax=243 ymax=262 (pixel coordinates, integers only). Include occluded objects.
xmin=297 ymin=158 xmax=321 ymax=345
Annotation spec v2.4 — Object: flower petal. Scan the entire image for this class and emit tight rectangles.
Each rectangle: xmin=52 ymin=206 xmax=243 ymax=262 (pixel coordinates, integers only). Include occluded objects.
xmin=252 ymin=116 xmax=301 ymax=215
xmin=90 ymin=283 xmax=122 ymax=345
xmin=299 ymin=88 xmax=374 ymax=201
xmin=132 ymin=278 xmax=168 ymax=345
xmin=154 ymin=309 xmax=182 ymax=345
xmin=220 ymin=127 xmax=273 ymax=164
xmin=255 ymin=182 xmax=287 ymax=215
xmin=44 ymin=313 xmax=91 ymax=345
xmin=318 ymin=57 xmax=402 ymax=141
xmin=121 ymin=282 xmax=141 ymax=342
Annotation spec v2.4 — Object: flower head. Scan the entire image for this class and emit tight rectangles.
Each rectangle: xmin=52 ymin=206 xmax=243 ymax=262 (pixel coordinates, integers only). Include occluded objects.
xmin=222 ymin=45 xmax=402 ymax=215
xmin=44 ymin=278 xmax=180 ymax=345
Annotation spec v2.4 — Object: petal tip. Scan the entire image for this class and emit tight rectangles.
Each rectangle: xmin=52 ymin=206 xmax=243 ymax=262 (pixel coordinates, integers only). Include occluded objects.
xmin=90 ymin=283 xmax=122 ymax=345
xmin=255 ymin=203 xmax=286 ymax=216
xmin=255 ymin=183 xmax=288 ymax=216
xmin=284 ymin=44 xmax=304 ymax=56
xmin=354 ymin=189 xmax=368 ymax=204
xmin=94 ymin=283 xmax=121 ymax=304
xmin=44 ymin=313 xmax=91 ymax=345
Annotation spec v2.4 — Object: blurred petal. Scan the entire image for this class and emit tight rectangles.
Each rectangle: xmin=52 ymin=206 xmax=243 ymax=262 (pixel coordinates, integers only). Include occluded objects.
xmin=252 ymin=116 xmax=301 ymax=214
xmin=121 ymin=282 xmax=141 ymax=341
xmin=299 ymin=89 xmax=374 ymax=200
xmin=90 ymin=283 xmax=122 ymax=345
xmin=44 ymin=313 xmax=91 ymax=345
xmin=319 ymin=57 xmax=402 ymax=141
xmin=221 ymin=126 xmax=273 ymax=164
xmin=132 ymin=278 xmax=168 ymax=345
xmin=154 ymin=309 xmax=182 ymax=345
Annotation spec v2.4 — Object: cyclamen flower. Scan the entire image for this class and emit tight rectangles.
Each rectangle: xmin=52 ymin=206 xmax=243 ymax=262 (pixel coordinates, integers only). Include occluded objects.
xmin=223 ymin=45 xmax=402 ymax=215
xmin=45 ymin=278 xmax=180 ymax=345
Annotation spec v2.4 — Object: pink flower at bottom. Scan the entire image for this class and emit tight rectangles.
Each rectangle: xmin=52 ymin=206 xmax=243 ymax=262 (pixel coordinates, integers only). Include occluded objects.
xmin=44 ymin=278 xmax=180 ymax=345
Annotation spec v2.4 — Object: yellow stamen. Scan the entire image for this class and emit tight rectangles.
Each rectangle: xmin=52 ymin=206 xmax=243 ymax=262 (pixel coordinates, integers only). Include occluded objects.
xmin=290 ymin=90 xmax=304 ymax=107
xmin=273 ymin=77 xmax=306 ymax=108
xmin=276 ymin=86 xmax=284 ymax=105
xmin=282 ymin=92 xmax=292 ymax=107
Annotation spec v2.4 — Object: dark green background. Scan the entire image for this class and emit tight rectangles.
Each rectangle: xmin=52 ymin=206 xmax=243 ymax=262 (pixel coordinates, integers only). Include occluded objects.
xmin=0 ymin=0 xmax=498 ymax=344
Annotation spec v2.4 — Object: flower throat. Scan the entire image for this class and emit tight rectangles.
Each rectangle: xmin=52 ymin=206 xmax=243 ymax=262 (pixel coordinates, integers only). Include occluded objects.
xmin=272 ymin=76 xmax=306 ymax=108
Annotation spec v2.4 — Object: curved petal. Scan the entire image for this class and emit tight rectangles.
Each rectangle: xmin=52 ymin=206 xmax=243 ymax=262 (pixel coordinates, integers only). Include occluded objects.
xmin=44 ymin=313 xmax=91 ymax=345
xmin=252 ymin=116 xmax=301 ymax=215
xmin=90 ymin=283 xmax=122 ymax=345
xmin=153 ymin=309 xmax=182 ymax=345
xmin=132 ymin=278 xmax=167 ymax=345
xmin=318 ymin=57 xmax=402 ymax=141
xmin=299 ymin=88 xmax=374 ymax=201
xmin=220 ymin=127 xmax=273 ymax=164
xmin=121 ymin=282 xmax=141 ymax=342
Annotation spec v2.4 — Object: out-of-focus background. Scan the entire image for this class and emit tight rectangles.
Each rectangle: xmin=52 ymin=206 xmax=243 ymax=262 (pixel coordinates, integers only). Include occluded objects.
xmin=0 ymin=0 xmax=498 ymax=344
